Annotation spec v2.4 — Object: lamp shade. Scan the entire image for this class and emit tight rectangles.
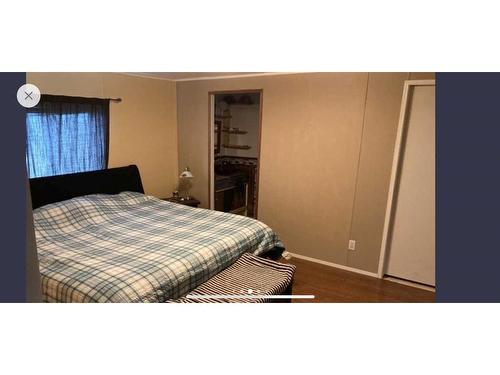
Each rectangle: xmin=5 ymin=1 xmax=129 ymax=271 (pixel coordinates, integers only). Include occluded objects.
xmin=179 ymin=167 xmax=194 ymax=178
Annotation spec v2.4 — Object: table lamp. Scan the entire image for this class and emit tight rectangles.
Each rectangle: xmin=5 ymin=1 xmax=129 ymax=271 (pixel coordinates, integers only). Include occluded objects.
xmin=179 ymin=167 xmax=194 ymax=200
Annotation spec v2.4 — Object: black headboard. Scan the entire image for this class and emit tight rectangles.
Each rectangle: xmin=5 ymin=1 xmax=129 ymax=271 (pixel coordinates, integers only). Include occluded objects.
xmin=29 ymin=165 xmax=145 ymax=209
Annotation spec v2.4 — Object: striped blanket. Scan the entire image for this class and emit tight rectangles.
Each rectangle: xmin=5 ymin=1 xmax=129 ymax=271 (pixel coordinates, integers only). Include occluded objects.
xmin=33 ymin=192 xmax=283 ymax=302
xmin=172 ymin=253 xmax=296 ymax=303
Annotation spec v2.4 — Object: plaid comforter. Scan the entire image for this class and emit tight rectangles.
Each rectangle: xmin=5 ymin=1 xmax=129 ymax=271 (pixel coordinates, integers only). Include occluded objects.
xmin=34 ymin=192 xmax=283 ymax=302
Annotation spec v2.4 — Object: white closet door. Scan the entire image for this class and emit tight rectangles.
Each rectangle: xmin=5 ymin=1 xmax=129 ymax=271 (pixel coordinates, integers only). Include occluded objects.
xmin=386 ymin=84 xmax=435 ymax=286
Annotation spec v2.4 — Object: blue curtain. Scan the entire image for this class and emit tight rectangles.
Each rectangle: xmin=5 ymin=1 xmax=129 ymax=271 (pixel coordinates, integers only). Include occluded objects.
xmin=26 ymin=95 xmax=109 ymax=178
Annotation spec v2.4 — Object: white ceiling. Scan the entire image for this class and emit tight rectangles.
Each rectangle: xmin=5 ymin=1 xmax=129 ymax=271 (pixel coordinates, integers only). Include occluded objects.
xmin=127 ymin=72 xmax=263 ymax=81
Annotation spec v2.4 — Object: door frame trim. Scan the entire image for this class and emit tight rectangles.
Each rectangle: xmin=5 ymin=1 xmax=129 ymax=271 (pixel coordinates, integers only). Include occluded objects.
xmin=377 ymin=79 xmax=436 ymax=278
xmin=207 ymin=89 xmax=263 ymax=217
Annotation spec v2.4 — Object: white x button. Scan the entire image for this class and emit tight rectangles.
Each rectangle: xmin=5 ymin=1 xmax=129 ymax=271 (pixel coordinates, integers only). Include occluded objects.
xmin=17 ymin=83 xmax=41 ymax=108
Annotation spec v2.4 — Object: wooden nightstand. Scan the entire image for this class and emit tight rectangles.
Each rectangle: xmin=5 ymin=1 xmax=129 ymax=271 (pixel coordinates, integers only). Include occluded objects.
xmin=162 ymin=197 xmax=200 ymax=208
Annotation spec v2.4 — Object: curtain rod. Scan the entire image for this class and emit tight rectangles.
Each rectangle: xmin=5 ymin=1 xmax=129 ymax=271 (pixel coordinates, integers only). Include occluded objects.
xmin=40 ymin=94 xmax=122 ymax=103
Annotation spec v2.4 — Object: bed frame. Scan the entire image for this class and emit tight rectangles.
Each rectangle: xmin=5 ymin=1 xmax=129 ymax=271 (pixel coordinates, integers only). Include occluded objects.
xmin=29 ymin=165 xmax=291 ymax=301
xmin=29 ymin=165 xmax=144 ymax=209
xmin=30 ymin=166 xmax=282 ymax=257
xmin=30 ymin=164 xmax=284 ymax=257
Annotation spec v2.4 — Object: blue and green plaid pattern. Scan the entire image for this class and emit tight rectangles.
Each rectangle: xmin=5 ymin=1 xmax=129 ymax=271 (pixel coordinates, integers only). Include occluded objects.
xmin=33 ymin=192 xmax=283 ymax=302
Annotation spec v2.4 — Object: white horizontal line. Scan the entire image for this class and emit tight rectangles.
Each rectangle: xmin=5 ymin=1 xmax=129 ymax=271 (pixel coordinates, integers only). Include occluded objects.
xmin=173 ymin=72 xmax=304 ymax=82
xmin=186 ymin=295 xmax=315 ymax=300
xmin=121 ymin=72 xmax=305 ymax=82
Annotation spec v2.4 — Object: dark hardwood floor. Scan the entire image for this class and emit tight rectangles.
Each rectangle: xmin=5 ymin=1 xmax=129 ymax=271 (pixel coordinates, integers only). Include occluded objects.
xmin=283 ymin=257 xmax=435 ymax=303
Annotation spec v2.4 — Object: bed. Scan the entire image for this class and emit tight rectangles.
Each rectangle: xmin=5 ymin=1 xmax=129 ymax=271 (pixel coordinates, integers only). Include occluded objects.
xmin=30 ymin=165 xmax=286 ymax=302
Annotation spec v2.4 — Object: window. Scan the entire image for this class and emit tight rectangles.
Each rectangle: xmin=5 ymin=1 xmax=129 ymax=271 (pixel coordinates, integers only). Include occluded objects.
xmin=26 ymin=95 xmax=109 ymax=178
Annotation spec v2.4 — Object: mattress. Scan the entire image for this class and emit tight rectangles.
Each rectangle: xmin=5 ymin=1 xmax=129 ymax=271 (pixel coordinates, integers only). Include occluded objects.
xmin=33 ymin=192 xmax=283 ymax=302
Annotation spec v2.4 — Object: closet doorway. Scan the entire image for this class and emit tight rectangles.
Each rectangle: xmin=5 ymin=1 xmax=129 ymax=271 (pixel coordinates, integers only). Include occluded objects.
xmin=209 ymin=90 xmax=262 ymax=218
xmin=378 ymin=80 xmax=435 ymax=287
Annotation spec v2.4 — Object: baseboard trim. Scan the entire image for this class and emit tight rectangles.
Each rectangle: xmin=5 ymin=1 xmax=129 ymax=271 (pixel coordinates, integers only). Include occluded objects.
xmin=383 ymin=276 xmax=436 ymax=292
xmin=288 ymin=252 xmax=379 ymax=278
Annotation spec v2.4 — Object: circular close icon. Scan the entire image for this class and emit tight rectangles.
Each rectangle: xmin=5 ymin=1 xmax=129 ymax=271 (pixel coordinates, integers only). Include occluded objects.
xmin=17 ymin=84 xmax=41 ymax=108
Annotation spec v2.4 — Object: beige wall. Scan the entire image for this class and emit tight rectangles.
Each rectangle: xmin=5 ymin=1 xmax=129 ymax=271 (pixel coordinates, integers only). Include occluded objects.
xmin=26 ymin=73 xmax=178 ymax=197
xmin=26 ymin=71 xmax=435 ymax=274
xmin=177 ymin=72 xmax=435 ymax=273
